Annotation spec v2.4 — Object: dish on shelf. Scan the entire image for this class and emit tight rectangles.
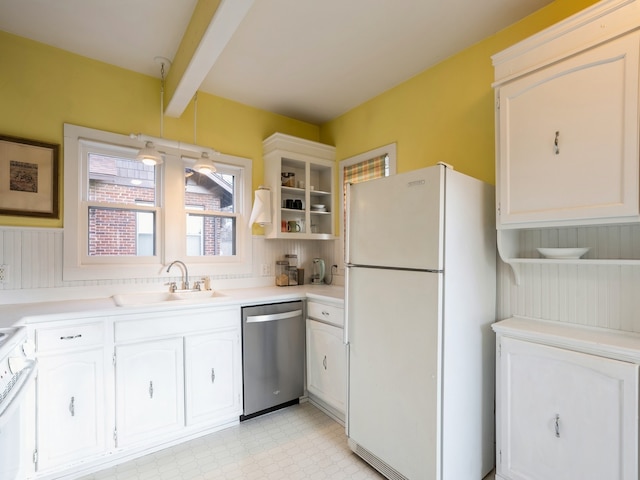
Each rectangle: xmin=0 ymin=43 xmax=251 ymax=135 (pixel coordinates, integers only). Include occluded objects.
xmin=536 ymin=247 xmax=590 ymax=259
xmin=311 ymin=204 xmax=325 ymax=209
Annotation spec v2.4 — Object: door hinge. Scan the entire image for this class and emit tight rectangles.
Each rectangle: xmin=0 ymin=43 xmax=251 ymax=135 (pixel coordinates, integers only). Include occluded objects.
xmin=498 ymin=341 xmax=502 ymax=357
xmin=499 ymin=449 xmax=502 ymax=465
xmin=496 ymin=95 xmax=500 ymax=110
xmin=113 ymin=428 xmax=118 ymax=445
xmin=112 ymin=351 xmax=116 ymax=366
xmin=33 ymin=448 xmax=38 ymax=465
xmin=497 ymin=203 xmax=501 ymax=216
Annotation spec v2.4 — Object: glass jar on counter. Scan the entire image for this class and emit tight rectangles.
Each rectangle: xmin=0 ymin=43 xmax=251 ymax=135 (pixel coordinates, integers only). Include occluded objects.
xmin=276 ymin=260 xmax=289 ymax=286
xmin=285 ymin=254 xmax=298 ymax=267
xmin=288 ymin=266 xmax=298 ymax=286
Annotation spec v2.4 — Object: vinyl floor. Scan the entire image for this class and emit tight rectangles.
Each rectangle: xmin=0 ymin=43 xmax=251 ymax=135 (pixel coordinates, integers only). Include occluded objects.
xmin=80 ymin=402 xmax=496 ymax=480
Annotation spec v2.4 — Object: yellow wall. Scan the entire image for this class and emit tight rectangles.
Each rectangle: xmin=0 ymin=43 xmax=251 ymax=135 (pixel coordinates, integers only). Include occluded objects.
xmin=1 ymin=0 xmax=600 ymax=229
xmin=320 ymin=0 xmax=600 ymax=185
xmin=0 ymin=31 xmax=319 ymax=228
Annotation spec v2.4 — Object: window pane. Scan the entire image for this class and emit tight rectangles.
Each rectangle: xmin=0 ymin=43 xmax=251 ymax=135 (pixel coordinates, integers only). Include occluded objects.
xmin=185 ymin=169 xmax=234 ymax=213
xmin=89 ymin=154 xmax=156 ymax=205
xmin=186 ymin=214 xmax=235 ymax=256
xmin=88 ymin=207 xmax=155 ymax=256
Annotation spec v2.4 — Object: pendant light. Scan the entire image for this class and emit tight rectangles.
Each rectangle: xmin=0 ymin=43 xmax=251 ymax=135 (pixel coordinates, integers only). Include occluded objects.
xmin=193 ymin=151 xmax=217 ymax=174
xmin=136 ymin=141 xmax=162 ymax=165
xmin=135 ymin=57 xmax=170 ymax=166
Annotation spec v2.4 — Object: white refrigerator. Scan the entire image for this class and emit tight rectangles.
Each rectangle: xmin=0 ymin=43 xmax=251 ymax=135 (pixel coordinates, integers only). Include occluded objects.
xmin=345 ymin=164 xmax=496 ymax=480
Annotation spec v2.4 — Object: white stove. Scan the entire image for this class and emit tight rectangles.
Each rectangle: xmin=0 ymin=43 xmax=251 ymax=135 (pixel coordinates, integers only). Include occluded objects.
xmin=0 ymin=327 xmax=29 ymax=403
xmin=0 ymin=326 xmax=36 ymax=480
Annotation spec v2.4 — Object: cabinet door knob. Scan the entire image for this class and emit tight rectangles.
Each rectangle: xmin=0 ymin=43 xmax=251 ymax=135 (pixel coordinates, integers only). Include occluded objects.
xmin=69 ymin=396 xmax=75 ymax=417
xmin=554 ymin=131 xmax=560 ymax=155
xmin=554 ymin=413 xmax=560 ymax=437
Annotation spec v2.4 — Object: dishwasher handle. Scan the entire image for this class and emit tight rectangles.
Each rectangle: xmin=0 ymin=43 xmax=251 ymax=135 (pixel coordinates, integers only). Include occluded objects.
xmin=246 ymin=309 xmax=303 ymax=323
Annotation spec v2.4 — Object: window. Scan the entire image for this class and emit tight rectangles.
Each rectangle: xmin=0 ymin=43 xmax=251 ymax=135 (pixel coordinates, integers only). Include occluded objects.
xmin=63 ymin=124 xmax=252 ymax=281
xmin=339 ymin=143 xmax=397 ymax=237
xmin=183 ymin=163 xmax=238 ymax=257
xmin=87 ymin=152 xmax=158 ymax=257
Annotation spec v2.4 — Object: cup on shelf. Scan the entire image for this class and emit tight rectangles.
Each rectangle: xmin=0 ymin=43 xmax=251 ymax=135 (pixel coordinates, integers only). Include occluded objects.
xmin=285 ymin=199 xmax=294 ymax=209
xmin=293 ymin=199 xmax=303 ymax=209
xmin=287 ymin=221 xmax=301 ymax=232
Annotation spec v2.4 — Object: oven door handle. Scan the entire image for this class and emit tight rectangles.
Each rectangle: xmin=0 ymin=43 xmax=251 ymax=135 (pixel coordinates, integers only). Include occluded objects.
xmin=0 ymin=359 xmax=37 ymax=424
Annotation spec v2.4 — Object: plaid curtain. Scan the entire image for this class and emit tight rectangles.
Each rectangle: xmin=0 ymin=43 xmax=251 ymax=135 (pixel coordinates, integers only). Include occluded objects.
xmin=343 ymin=154 xmax=388 ymax=235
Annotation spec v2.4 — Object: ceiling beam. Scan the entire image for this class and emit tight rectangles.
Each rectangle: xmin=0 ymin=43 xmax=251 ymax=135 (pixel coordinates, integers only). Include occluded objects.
xmin=164 ymin=0 xmax=255 ymax=118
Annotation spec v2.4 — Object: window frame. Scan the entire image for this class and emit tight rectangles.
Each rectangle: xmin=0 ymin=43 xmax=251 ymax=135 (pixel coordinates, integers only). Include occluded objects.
xmin=63 ymin=124 xmax=253 ymax=281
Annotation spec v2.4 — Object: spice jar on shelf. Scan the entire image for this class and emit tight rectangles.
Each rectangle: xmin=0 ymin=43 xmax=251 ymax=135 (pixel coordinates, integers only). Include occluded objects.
xmin=281 ymin=172 xmax=295 ymax=187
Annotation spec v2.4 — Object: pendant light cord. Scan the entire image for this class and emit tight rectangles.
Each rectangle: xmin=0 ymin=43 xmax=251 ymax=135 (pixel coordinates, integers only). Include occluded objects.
xmin=193 ymin=92 xmax=198 ymax=144
xmin=160 ymin=62 xmax=165 ymax=138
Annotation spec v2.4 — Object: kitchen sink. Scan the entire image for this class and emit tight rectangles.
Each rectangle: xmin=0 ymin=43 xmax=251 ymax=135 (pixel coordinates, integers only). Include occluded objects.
xmin=112 ymin=289 xmax=227 ymax=307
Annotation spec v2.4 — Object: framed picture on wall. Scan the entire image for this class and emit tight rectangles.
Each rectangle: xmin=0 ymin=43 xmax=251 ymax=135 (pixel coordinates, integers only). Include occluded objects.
xmin=0 ymin=134 xmax=59 ymax=219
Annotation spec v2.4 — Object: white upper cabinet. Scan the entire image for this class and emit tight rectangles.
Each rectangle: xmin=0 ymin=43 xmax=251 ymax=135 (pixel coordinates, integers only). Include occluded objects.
xmin=493 ymin=0 xmax=640 ymax=229
xmin=263 ymin=133 xmax=336 ymax=240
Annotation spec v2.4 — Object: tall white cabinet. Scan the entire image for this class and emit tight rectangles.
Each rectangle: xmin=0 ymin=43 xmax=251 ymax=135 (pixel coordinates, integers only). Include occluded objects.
xmin=493 ymin=317 xmax=640 ymax=480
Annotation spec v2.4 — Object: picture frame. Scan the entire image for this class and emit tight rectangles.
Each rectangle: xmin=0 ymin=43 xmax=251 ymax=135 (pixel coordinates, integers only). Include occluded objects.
xmin=0 ymin=134 xmax=59 ymax=219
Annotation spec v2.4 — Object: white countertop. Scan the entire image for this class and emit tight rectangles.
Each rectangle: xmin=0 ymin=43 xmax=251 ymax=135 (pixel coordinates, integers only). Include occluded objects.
xmin=0 ymin=284 xmax=344 ymax=328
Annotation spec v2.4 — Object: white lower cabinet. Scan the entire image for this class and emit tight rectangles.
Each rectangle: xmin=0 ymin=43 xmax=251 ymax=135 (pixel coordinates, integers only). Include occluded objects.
xmin=185 ymin=328 xmax=241 ymax=426
xmin=33 ymin=320 xmax=107 ymax=473
xmin=305 ymin=299 xmax=346 ymax=421
xmin=36 ymin=348 xmax=106 ymax=471
xmin=494 ymin=318 xmax=640 ymax=480
xmin=115 ymin=338 xmax=185 ymax=447
xmin=306 ymin=320 xmax=346 ymax=413
xmin=28 ymin=304 xmax=242 ymax=479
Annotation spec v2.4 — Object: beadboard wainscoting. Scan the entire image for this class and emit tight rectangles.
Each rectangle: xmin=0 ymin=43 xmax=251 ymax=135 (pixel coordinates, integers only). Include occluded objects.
xmin=497 ymin=225 xmax=640 ymax=333
xmin=0 ymin=227 xmax=337 ymax=301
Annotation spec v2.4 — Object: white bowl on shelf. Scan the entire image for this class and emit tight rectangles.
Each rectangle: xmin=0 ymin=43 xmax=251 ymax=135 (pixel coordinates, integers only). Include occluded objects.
xmin=537 ymin=247 xmax=590 ymax=259
xmin=311 ymin=204 xmax=325 ymax=210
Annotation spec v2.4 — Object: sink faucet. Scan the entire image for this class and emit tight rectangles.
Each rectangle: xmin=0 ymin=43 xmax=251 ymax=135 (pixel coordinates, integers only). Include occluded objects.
xmin=166 ymin=260 xmax=189 ymax=290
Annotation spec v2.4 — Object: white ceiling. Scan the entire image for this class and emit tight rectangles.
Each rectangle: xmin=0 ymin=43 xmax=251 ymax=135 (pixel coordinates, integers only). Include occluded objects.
xmin=0 ymin=0 xmax=554 ymax=124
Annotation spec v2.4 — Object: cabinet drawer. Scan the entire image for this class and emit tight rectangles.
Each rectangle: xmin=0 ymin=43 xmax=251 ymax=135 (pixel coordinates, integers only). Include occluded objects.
xmin=115 ymin=306 xmax=239 ymax=343
xmin=307 ymin=301 xmax=344 ymax=327
xmin=37 ymin=322 xmax=104 ymax=352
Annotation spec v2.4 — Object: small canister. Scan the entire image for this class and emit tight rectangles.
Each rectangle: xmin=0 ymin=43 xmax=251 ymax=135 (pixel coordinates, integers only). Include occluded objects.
xmin=275 ymin=260 xmax=289 ymax=286
xmin=281 ymin=172 xmax=295 ymax=187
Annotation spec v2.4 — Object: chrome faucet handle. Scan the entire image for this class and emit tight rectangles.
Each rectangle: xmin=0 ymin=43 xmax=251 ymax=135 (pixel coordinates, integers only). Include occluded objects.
xmin=192 ymin=281 xmax=201 ymax=291
xmin=165 ymin=282 xmax=177 ymax=293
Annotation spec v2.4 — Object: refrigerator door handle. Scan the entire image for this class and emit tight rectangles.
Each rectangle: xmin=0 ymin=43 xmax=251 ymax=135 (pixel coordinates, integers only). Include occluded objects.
xmin=344 ymin=265 xmax=350 ymax=345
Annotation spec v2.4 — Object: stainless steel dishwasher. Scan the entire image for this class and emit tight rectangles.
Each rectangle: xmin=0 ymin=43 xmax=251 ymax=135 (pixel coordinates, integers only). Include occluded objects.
xmin=241 ymin=301 xmax=305 ymax=420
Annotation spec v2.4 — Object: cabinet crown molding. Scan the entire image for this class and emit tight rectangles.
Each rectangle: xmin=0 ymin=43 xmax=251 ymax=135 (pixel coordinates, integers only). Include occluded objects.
xmin=492 ymin=0 xmax=640 ymax=85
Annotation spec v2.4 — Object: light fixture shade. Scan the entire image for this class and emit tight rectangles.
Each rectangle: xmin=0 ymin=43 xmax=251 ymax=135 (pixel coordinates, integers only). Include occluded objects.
xmin=136 ymin=141 xmax=163 ymax=166
xmin=193 ymin=151 xmax=217 ymax=174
